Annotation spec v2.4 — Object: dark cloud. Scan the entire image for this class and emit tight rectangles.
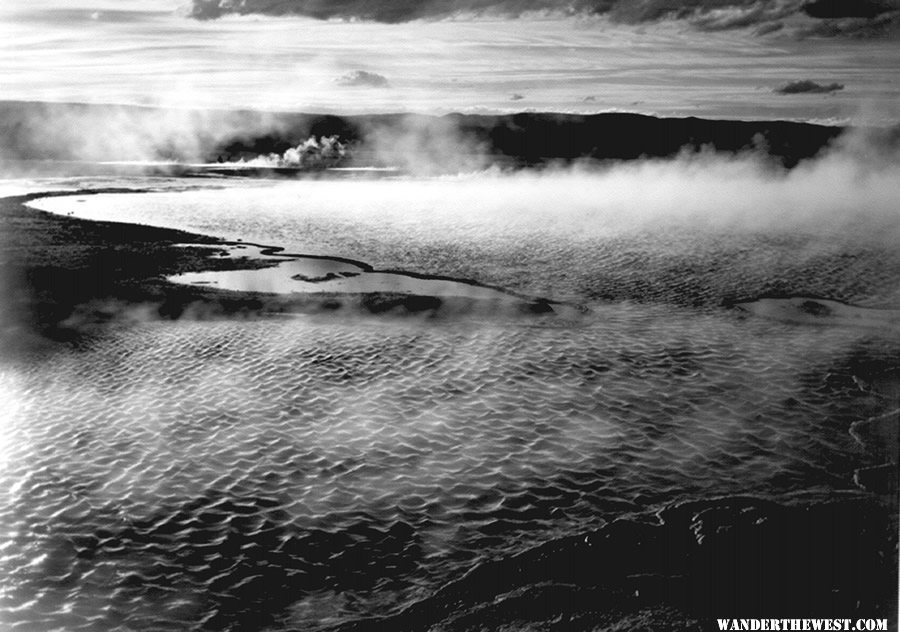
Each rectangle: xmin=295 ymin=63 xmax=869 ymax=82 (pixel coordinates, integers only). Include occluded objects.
xmin=689 ymin=2 xmax=797 ymax=30
xmin=190 ymin=0 xmax=475 ymax=21
xmin=604 ymin=0 xmax=791 ymax=25
xmin=335 ymin=70 xmax=389 ymax=87
xmin=795 ymin=10 xmax=900 ymax=36
xmin=774 ymin=80 xmax=844 ymax=94
xmin=510 ymin=93 xmax=525 ymax=101
xmin=802 ymin=0 xmax=893 ymax=19
xmin=190 ymin=0 xmax=790 ymax=23
xmin=188 ymin=0 xmax=900 ymax=38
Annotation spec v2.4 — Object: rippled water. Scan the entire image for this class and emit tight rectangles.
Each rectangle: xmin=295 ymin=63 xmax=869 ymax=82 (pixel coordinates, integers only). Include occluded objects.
xmin=4 ymin=178 xmax=900 ymax=630
xmin=3 ymin=309 xmax=896 ymax=631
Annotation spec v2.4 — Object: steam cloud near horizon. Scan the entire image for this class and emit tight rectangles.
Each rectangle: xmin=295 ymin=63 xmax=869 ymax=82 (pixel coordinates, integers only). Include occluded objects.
xmin=188 ymin=0 xmax=900 ymax=38
xmin=0 ymin=102 xmax=292 ymax=167
xmin=22 ymin=115 xmax=900 ymax=247
xmin=0 ymin=103 xmax=492 ymax=173
xmin=1 ymin=99 xmax=899 ymax=180
xmin=229 ymin=136 xmax=346 ymax=168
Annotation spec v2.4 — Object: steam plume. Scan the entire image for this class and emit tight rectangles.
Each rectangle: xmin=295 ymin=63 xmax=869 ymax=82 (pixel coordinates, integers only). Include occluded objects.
xmin=229 ymin=136 xmax=347 ymax=168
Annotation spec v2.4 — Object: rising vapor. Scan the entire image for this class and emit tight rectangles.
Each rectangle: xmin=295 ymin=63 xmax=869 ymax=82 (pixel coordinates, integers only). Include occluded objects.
xmin=228 ymin=136 xmax=346 ymax=168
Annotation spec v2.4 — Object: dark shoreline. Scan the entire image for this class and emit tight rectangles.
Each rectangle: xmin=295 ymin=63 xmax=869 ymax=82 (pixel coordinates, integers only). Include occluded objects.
xmin=0 ymin=191 xmax=282 ymax=352
xmin=0 ymin=190 xmax=568 ymax=354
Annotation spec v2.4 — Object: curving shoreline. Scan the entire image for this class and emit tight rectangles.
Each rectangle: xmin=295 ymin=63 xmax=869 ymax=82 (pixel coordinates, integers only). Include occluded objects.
xmin=1 ymin=190 xmax=278 ymax=348
xmin=1 ymin=189 xmax=578 ymax=351
xmin=9 ymin=187 xmax=900 ymax=348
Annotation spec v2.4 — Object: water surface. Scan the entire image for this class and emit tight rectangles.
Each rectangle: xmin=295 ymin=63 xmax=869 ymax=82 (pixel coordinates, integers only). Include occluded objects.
xmin=3 ymin=179 xmax=899 ymax=630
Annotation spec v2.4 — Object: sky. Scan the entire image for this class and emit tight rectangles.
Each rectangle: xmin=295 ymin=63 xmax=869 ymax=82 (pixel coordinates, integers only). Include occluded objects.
xmin=0 ymin=0 xmax=898 ymax=122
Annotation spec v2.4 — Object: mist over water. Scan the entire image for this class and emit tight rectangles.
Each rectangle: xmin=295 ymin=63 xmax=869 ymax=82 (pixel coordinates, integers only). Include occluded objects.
xmin=28 ymin=137 xmax=900 ymax=303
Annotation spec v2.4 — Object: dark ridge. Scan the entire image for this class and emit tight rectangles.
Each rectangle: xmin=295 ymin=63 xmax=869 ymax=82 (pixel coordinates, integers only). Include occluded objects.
xmin=216 ymin=111 xmax=844 ymax=169
xmin=324 ymin=496 xmax=897 ymax=631
xmin=447 ymin=112 xmax=842 ymax=167
xmin=0 ymin=100 xmax=846 ymax=170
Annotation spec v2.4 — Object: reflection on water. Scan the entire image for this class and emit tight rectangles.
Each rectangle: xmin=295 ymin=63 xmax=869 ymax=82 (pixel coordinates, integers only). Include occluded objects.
xmin=168 ymin=248 xmax=516 ymax=301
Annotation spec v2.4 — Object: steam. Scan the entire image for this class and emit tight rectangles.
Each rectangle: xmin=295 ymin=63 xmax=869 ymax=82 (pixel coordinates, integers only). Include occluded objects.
xmin=0 ymin=103 xmax=492 ymax=175
xmin=0 ymin=102 xmax=292 ymax=166
xmin=360 ymin=114 xmax=491 ymax=175
xmin=208 ymin=114 xmax=491 ymax=174
xmin=3 ymin=96 xmax=897 ymax=190
xmin=29 ymin=122 xmax=900 ymax=250
xmin=227 ymin=136 xmax=347 ymax=169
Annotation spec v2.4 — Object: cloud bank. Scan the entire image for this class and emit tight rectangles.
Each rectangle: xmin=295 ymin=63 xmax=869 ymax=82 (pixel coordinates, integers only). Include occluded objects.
xmin=188 ymin=0 xmax=900 ymax=38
